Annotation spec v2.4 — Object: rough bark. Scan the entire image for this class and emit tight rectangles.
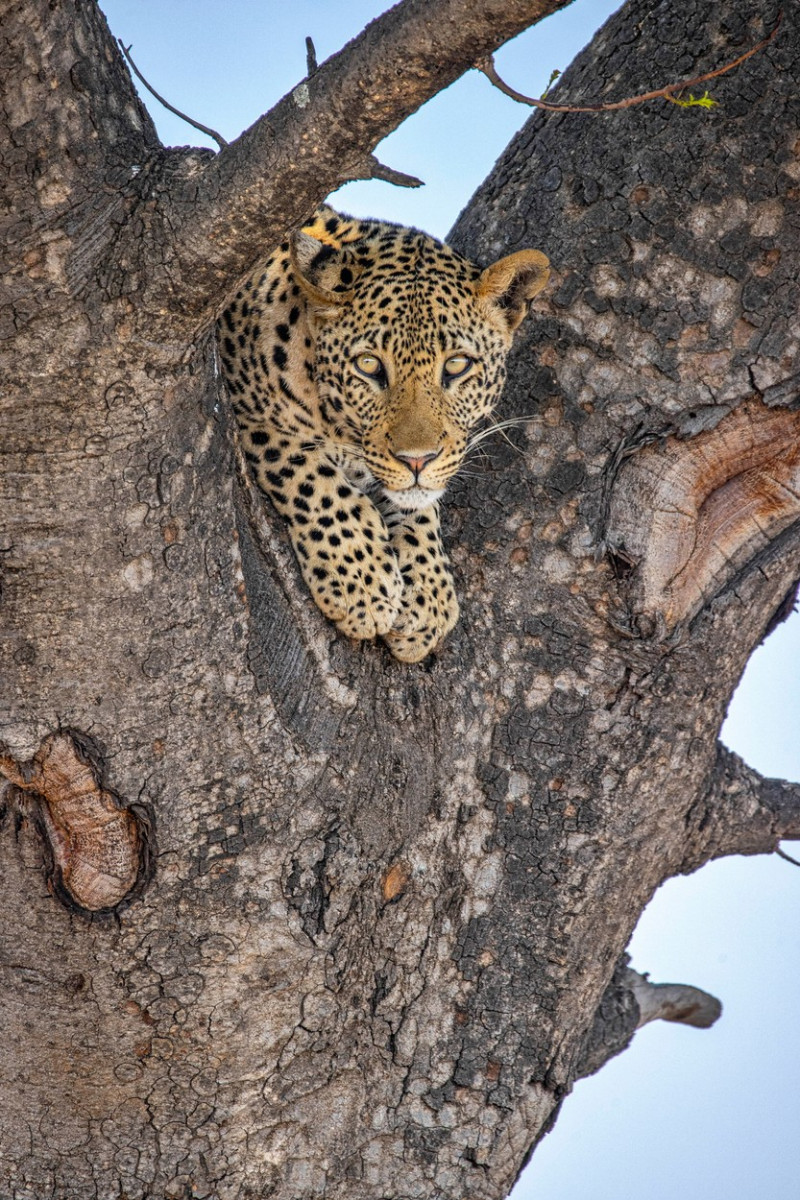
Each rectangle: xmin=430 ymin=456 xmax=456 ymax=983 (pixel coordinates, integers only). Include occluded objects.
xmin=1 ymin=0 xmax=799 ymax=1198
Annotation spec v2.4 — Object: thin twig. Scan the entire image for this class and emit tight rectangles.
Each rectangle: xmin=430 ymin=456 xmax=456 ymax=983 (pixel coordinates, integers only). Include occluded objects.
xmin=475 ymin=14 xmax=781 ymax=115
xmin=776 ymin=846 xmax=800 ymax=868
xmin=306 ymin=37 xmax=319 ymax=77
xmin=118 ymin=40 xmax=229 ymax=149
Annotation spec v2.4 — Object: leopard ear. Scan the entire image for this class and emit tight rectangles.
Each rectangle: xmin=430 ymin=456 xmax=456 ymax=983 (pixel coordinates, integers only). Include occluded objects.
xmin=290 ymin=230 xmax=355 ymax=309
xmin=290 ymin=206 xmax=370 ymax=310
xmin=477 ymin=249 xmax=550 ymax=333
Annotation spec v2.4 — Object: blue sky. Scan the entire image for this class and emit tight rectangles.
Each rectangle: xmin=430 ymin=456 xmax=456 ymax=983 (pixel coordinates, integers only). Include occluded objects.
xmin=100 ymin=2 xmax=800 ymax=1195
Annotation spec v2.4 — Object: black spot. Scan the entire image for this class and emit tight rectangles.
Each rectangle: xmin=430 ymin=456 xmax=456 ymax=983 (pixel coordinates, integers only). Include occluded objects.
xmin=273 ymin=345 xmax=288 ymax=369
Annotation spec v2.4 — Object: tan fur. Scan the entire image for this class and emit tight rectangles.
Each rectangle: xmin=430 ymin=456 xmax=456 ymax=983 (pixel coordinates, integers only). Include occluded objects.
xmin=219 ymin=206 xmax=549 ymax=661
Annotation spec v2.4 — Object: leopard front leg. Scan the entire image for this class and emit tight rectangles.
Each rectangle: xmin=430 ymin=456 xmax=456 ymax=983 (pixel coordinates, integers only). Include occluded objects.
xmin=381 ymin=505 xmax=460 ymax=663
xmin=245 ymin=433 xmax=403 ymax=640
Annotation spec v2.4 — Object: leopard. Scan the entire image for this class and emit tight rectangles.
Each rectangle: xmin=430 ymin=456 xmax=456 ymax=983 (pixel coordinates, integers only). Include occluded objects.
xmin=218 ymin=206 xmax=549 ymax=662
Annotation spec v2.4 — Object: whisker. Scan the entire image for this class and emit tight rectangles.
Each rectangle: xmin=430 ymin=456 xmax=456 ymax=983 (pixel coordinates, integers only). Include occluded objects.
xmin=467 ymin=414 xmax=534 ymax=451
xmin=495 ymin=426 xmax=527 ymax=455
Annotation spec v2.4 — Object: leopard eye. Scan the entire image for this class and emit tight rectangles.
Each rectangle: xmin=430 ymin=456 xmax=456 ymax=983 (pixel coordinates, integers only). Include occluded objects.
xmin=353 ymin=353 xmax=384 ymax=378
xmin=442 ymin=354 xmax=474 ymax=381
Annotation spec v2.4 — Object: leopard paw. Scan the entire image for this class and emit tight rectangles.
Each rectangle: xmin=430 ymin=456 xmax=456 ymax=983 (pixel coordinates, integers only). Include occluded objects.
xmin=304 ymin=543 xmax=404 ymax=640
xmin=382 ymin=571 xmax=459 ymax=662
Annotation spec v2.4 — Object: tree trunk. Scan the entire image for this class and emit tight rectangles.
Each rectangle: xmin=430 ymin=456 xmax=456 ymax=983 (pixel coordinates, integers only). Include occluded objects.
xmin=2 ymin=1 xmax=798 ymax=1198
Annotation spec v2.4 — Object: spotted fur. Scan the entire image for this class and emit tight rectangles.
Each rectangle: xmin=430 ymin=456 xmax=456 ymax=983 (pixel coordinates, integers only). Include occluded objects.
xmin=219 ymin=207 xmax=549 ymax=662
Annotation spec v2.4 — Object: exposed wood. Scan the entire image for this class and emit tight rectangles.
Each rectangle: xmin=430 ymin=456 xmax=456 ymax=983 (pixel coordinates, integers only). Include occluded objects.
xmin=0 ymin=732 xmax=151 ymax=911
xmin=607 ymin=399 xmax=800 ymax=633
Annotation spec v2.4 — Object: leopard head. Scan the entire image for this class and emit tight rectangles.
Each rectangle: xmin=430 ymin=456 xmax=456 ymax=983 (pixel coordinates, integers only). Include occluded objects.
xmin=292 ymin=213 xmax=549 ymax=511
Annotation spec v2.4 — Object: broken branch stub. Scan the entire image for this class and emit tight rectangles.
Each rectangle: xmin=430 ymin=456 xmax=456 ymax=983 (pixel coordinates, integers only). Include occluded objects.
xmin=607 ymin=399 xmax=800 ymax=633
xmin=626 ymin=969 xmax=722 ymax=1030
xmin=0 ymin=731 xmax=152 ymax=912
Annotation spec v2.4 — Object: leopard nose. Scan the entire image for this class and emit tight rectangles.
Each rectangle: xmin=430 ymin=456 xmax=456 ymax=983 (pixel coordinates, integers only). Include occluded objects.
xmin=392 ymin=449 xmax=441 ymax=477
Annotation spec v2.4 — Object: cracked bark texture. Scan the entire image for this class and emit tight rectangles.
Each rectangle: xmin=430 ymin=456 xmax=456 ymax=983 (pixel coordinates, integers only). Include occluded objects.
xmin=2 ymin=0 xmax=800 ymax=1197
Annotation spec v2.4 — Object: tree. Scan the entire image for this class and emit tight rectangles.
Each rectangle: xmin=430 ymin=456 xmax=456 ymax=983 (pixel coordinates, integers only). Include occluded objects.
xmin=1 ymin=0 xmax=798 ymax=1197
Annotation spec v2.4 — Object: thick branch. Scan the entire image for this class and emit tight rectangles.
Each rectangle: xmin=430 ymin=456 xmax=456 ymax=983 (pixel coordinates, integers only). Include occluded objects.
xmin=0 ymin=2 xmax=158 ymax=214
xmin=679 ymin=742 xmax=800 ymax=874
xmin=151 ymin=0 xmax=572 ymax=328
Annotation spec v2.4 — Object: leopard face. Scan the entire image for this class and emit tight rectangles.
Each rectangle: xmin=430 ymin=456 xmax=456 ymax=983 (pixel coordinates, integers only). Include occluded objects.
xmin=296 ymin=216 xmax=548 ymax=514
xmin=219 ymin=206 xmax=549 ymax=661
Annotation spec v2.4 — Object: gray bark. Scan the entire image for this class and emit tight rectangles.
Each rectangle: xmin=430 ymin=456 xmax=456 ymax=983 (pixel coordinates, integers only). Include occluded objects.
xmin=1 ymin=1 xmax=799 ymax=1198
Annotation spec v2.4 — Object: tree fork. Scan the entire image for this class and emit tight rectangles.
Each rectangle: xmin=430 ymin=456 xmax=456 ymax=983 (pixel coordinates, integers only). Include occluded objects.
xmin=2 ymin=0 xmax=800 ymax=1196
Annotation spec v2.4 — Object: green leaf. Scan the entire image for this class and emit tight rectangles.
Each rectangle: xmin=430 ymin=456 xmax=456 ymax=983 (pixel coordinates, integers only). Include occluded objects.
xmin=667 ymin=89 xmax=719 ymax=109
xmin=541 ymin=69 xmax=561 ymax=101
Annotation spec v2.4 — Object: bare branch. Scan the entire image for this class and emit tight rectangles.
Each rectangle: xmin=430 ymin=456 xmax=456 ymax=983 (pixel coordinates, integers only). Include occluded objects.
xmin=118 ymin=39 xmax=229 ymax=149
xmin=626 ymin=969 xmax=722 ymax=1030
xmin=678 ymin=742 xmax=800 ymax=875
xmin=574 ymin=957 xmax=721 ymax=1084
xmin=475 ymin=14 xmax=782 ymax=114
xmin=305 ymin=36 xmax=319 ymax=77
